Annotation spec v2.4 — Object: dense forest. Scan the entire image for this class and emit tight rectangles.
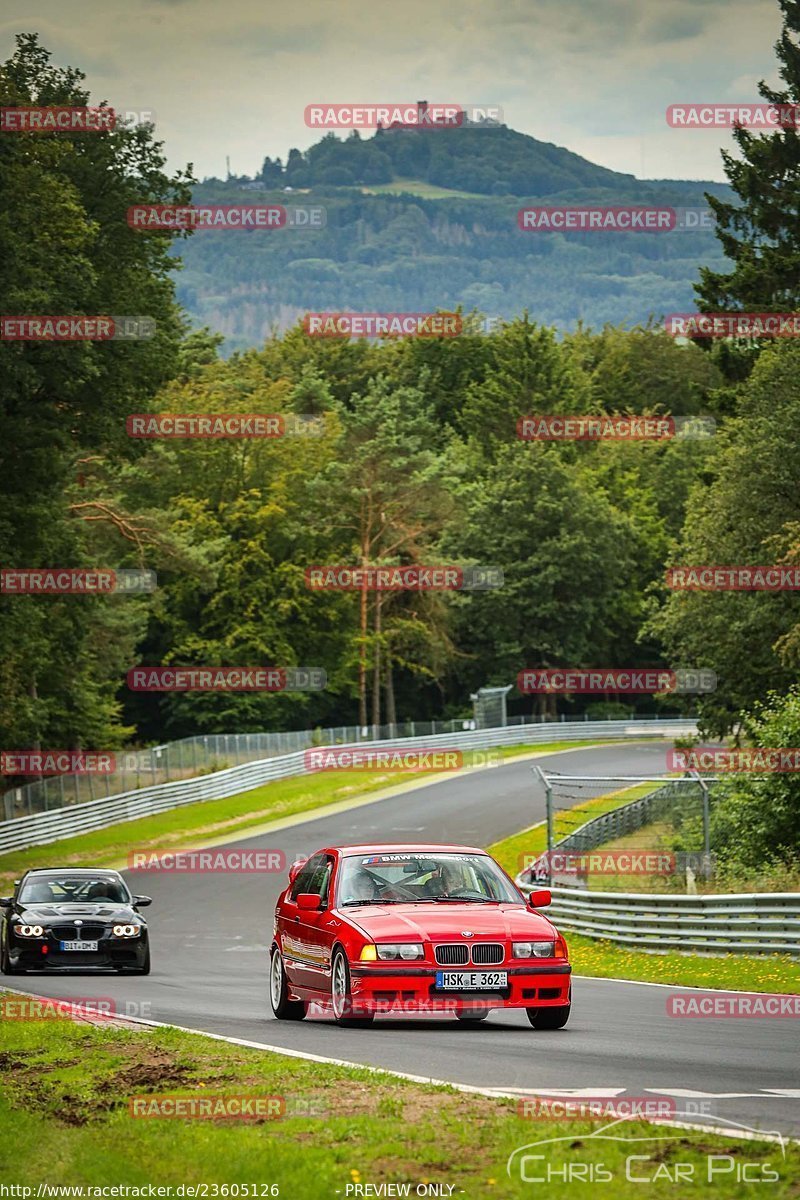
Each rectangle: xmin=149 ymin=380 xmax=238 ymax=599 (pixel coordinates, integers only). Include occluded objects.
xmin=174 ymin=112 xmax=735 ymax=350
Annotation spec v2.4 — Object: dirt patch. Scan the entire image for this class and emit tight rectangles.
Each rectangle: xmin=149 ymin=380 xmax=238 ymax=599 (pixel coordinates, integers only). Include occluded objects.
xmin=0 ymin=1051 xmax=28 ymax=1071
xmin=111 ymin=1062 xmax=194 ymax=1089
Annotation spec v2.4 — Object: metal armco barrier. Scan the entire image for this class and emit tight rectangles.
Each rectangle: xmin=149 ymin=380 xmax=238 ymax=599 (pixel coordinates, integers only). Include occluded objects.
xmin=0 ymin=719 xmax=695 ymax=854
xmin=518 ymin=885 xmax=800 ymax=956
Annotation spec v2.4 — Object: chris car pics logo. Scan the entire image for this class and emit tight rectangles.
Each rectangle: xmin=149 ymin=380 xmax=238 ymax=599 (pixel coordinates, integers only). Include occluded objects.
xmin=507 ymin=1117 xmax=785 ymax=1185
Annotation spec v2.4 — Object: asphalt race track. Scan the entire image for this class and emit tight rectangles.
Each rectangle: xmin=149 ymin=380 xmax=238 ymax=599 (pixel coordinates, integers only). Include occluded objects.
xmin=8 ymin=742 xmax=799 ymax=1140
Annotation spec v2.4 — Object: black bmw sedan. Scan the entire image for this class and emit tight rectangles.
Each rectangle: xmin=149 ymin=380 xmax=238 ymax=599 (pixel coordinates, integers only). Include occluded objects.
xmin=0 ymin=868 xmax=151 ymax=973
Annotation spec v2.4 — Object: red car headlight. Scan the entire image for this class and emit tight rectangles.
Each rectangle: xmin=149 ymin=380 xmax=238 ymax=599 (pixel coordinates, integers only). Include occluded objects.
xmin=375 ymin=943 xmax=424 ymax=961
xmin=512 ymin=940 xmax=555 ymax=959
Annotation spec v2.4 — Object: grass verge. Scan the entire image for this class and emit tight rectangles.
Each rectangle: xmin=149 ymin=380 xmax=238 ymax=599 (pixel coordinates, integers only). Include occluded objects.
xmin=488 ymin=787 xmax=800 ymax=994
xmin=0 ymin=993 xmax=795 ymax=1197
xmin=0 ymin=739 xmax=615 ymax=892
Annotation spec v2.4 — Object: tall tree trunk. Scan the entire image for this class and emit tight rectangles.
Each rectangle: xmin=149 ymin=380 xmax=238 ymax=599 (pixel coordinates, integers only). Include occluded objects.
xmin=371 ymin=592 xmax=382 ymax=729
xmin=384 ymin=651 xmax=397 ymax=730
xmin=358 ymin=541 xmax=368 ymax=728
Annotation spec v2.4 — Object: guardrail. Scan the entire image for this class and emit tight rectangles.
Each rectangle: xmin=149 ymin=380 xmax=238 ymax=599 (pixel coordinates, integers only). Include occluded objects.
xmin=0 ymin=718 xmax=695 ymax=855
xmin=516 ymin=885 xmax=800 ymax=956
xmin=3 ymin=711 xmax=688 ymax=819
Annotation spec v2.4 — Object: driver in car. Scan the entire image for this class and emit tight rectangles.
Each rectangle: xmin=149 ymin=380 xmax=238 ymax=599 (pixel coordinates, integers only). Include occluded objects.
xmin=341 ymin=867 xmax=383 ymax=904
xmin=422 ymin=861 xmax=462 ymax=898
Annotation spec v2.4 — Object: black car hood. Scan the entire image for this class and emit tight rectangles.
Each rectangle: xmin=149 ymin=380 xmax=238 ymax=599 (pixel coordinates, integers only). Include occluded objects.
xmin=17 ymin=903 xmax=140 ymax=922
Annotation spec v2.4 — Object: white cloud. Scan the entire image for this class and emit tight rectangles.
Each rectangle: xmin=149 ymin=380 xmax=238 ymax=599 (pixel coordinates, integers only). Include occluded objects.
xmin=0 ymin=0 xmax=786 ymax=180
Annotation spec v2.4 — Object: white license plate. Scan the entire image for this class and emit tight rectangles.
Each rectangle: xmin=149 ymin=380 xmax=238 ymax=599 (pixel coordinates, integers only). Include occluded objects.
xmin=60 ymin=940 xmax=98 ymax=951
xmin=435 ymin=970 xmax=507 ymax=990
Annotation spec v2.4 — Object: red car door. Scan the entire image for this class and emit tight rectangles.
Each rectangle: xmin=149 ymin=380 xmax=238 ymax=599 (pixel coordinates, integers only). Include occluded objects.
xmin=283 ymin=853 xmax=335 ymax=998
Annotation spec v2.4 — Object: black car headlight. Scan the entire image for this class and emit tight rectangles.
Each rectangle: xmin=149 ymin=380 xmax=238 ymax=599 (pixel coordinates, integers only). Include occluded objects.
xmin=112 ymin=924 xmax=142 ymax=938
xmin=16 ymin=924 xmax=45 ymax=937
xmin=512 ymin=940 xmax=555 ymax=958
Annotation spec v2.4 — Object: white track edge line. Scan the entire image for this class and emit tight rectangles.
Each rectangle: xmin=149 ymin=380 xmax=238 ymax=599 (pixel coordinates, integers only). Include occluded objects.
xmin=1 ymin=984 xmax=794 ymax=1147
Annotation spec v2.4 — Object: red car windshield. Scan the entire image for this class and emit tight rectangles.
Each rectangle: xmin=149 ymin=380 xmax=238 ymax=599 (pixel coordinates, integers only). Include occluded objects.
xmin=337 ymin=852 xmax=521 ymax=906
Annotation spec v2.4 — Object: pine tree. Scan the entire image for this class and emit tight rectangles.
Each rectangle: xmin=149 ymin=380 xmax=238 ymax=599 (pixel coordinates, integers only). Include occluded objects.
xmin=696 ymin=0 xmax=800 ymax=311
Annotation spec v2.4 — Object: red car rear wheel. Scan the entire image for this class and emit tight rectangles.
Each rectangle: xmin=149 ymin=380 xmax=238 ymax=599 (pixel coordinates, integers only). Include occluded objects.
xmin=270 ymin=945 xmax=306 ymax=1021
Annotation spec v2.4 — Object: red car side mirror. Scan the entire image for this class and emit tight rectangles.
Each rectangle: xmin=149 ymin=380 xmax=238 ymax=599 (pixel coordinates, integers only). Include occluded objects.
xmin=296 ymin=892 xmax=323 ymax=910
xmin=288 ymin=858 xmax=307 ymax=884
xmin=528 ymin=889 xmax=552 ymax=909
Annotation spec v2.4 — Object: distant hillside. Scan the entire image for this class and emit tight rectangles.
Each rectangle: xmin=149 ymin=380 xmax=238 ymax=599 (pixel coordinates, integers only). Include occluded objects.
xmin=258 ymin=122 xmax=651 ymax=197
xmin=174 ymin=122 xmax=732 ymax=351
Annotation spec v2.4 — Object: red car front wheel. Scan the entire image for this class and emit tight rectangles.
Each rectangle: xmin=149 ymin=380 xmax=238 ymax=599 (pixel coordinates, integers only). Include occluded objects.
xmin=331 ymin=948 xmax=374 ymax=1026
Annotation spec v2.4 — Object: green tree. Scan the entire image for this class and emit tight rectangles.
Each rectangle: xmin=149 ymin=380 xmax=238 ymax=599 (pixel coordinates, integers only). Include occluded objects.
xmin=709 ymin=687 xmax=800 ymax=870
xmin=647 ymin=342 xmax=800 ymax=735
xmin=0 ymin=34 xmax=192 ymax=755
xmin=696 ymin=0 xmax=800 ymax=313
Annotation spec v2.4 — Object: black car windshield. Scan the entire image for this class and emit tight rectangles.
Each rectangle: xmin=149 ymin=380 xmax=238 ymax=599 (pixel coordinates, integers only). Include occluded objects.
xmin=19 ymin=875 xmax=132 ymax=905
xmin=338 ymin=852 xmax=522 ymax=905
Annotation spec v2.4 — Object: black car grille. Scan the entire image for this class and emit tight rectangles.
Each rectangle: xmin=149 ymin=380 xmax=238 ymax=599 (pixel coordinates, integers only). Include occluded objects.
xmin=434 ymin=944 xmax=469 ymax=966
xmin=52 ymin=925 xmax=105 ymax=941
xmin=471 ymin=943 xmax=504 ymax=965
xmin=434 ymin=942 xmax=505 ymax=965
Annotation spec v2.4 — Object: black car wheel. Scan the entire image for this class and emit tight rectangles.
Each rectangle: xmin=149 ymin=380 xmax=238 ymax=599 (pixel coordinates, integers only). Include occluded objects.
xmin=0 ymin=935 xmax=18 ymax=975
xmin=330 ymin=948 xmax=373 ymax=1026
xmin=138 ymin=943 xmax=151 ymax=975
xmin=269 ymin=946 xmax=305 ymax=1020
xmin=526 ymin=1002 xmax=571 ymax=1029
xmin=455 ymin=1007 xmax=489 ymax=1022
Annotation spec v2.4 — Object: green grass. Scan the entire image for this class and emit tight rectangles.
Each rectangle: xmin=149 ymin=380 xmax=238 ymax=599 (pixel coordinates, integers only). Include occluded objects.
xmin=488 ymin=781 xmax=656 ymax=878
xmin=568 ymin=932 xmax=800 ymax=992
xmin=0 ymin=739 xmax=617 ymax=893
xmin=361 ymin=178 xmax=488 ymax=199
xmin=1 ymin=993 xmax=795 ymax=1196
xmin=488 ymin=785 xmax=800 ymax=993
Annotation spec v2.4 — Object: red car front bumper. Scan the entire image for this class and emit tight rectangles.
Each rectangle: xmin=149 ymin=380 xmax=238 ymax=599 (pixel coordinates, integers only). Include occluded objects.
xmin=348 ymin=962 xmax=571 ymax=1014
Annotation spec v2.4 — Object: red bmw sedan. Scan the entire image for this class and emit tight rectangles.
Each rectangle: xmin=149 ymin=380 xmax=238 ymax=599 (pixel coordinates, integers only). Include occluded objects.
xmin=269 ymin=843 xmax=571 ymax=1027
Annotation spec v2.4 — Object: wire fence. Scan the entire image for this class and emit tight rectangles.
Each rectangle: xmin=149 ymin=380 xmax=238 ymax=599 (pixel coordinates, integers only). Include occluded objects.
xmin=1 ymin=712 xmax=687 ymax=821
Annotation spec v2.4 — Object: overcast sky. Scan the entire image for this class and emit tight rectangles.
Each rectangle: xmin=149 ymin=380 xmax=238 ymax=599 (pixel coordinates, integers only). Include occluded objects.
xmin=0 ymin=0 xmax=787 ymax=182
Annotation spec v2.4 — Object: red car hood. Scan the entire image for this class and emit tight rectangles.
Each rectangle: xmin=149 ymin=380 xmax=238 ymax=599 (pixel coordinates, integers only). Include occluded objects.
xmin=341 ymin=903 xmax=556 ymax=942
